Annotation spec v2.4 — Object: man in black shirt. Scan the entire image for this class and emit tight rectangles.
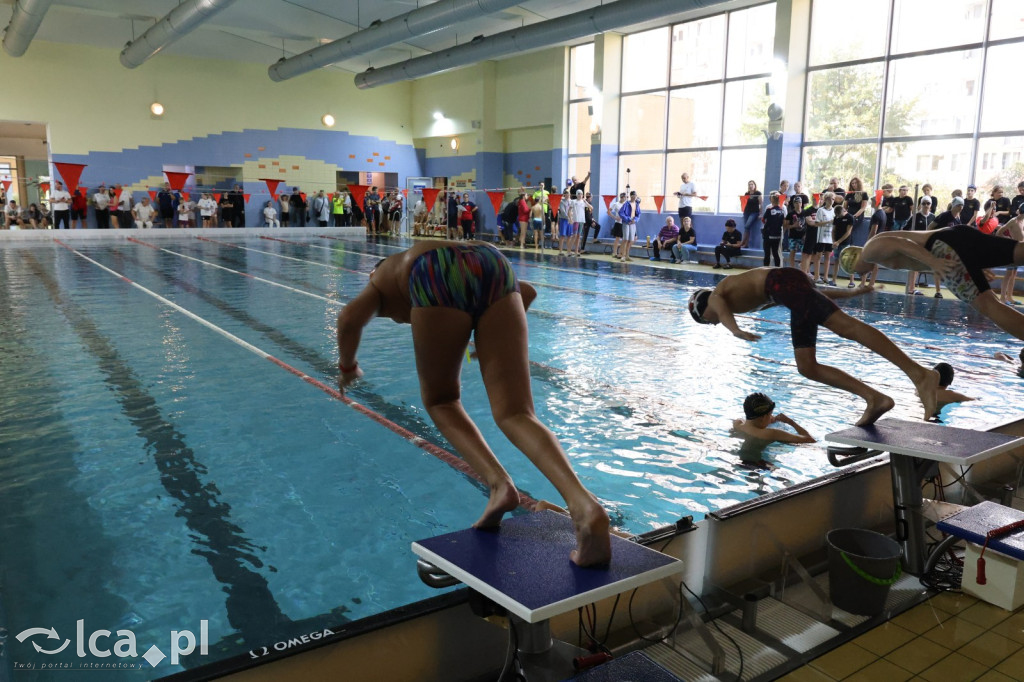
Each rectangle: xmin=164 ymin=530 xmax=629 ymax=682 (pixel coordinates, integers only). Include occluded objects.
xmin=829 ymin=204 xmax=854 ymax=286
xmin=893 ymin=186 xmax=914 ymax=230
xmin=879 ymin=184 xmax=896 ymax=231
xmin=579 ymin=191 xmax=599 ymax=252
xmin=962 ymin=185 xmax=981 ymax=226
xmin=714 ymin=219 xmax=743 ymax=268
xmin=230 ymin=184 xmax=245 ymax=228
xmin=568 ymin=171 xmax=590 ymax=198
xmin=289 ymin=188 xmax=306 ymax=227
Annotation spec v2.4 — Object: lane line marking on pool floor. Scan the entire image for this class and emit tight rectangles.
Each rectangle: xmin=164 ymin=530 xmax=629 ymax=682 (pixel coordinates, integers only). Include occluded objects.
xmin=52 ymin=238 xmax=537 ymax=507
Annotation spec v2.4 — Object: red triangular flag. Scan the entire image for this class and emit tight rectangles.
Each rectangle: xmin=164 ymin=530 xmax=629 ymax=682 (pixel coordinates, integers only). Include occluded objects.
xmin=422 ymin=187 xmax=440 ymax=213
xmin=0 ymin=179 xmax=10 ymax=194
xmin=79 ymin=187 xmax=88 ymax=198
xmin=213 ymin=193 xmax=222 ymax=203
xmin=182 ymin=192 xmax=190 ymax=202
xmin=779 ymin=193 xmax=787 ymax=206
xmin=602 ymin=194 xmax=615 ymax=212
xmin=261 ymin=179 xmax=282 ymax=200
xmin=812 ymin=193 xmax=820 ymax=205
xmin=486 ymin=191 xmax=505 ymax=216
xmin=739 ymin=195 xmax=749 ymax=212
xmin=148 ymin=190 xmax=158 ymax=202
xmin=39 ymin=181 xmax=50 ymax=193
xmin=699 ymin=195 xmax=708 ymax=201
xmin=402 ymin=189 xmax=408 ymax=197
xmin=347 ymin=184 xmax=369 ymax=209
xmin=653 ymin=195 xmax=665 ymax=213
xmin=548 ymin=193 xmax=563 ymax=215
xmin=299 ymin=192 xmax=307 ymax=202
xmin=875 ymin=189 xmax=884 ymax=206
xmin=54 ymin=162 xmax=87 ymax=193
xmin=163 ymin=171 xmax=192 ymax=191
xmin=327 ymin=193 xmax=334 ymax=202
xmin=244 ymin=194 xmax=251 ymax=203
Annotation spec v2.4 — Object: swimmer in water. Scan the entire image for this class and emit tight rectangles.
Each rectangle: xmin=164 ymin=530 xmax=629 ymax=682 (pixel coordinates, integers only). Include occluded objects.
xmin=933 ymin=362 xmax=974 ymax=410
xmin=689 ymin=267 xmax=941 ymax=425
xmin=336 ymin=239 xmax=611 ymax=566
xmin=994 ymin=348 xmax=1024 ymax=378
xmin=732 ymin=393 xmax=815 ymax=464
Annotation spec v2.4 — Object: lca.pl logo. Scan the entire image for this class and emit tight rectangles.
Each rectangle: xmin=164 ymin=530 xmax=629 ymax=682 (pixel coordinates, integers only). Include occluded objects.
xmin=15 ymin=620 xmax=208 ymax=668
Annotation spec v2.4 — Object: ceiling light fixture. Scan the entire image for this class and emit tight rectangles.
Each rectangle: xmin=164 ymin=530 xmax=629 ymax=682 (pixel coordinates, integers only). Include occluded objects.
xmin=433 ymin=111 xmax=444 ymax=121
xmin=322 ymin=113 xmax=336 ymax=128
xmin=150 ymin=102 xmax=165 ymax=117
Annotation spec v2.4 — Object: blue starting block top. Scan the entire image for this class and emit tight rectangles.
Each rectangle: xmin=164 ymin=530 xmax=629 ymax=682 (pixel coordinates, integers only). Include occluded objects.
xmin=825 ymin=418 xmax=1024 ymax=465
xmin=412 ymin=510 xmax=684 ymax=623
xmin=936 ymin=501 xmax=1024 ymax=561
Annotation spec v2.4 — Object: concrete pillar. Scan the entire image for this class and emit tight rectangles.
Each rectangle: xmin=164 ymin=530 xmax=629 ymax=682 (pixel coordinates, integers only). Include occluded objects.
xmin=591 ymin=32 xmax=623 ymax=223
xmin=766 ymin=0 xmax=810 ymax=190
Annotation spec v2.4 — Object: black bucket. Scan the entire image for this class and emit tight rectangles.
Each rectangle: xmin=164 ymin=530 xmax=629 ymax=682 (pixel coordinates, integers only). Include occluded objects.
xmin=827 ymin=528 xmax=903 ymax=616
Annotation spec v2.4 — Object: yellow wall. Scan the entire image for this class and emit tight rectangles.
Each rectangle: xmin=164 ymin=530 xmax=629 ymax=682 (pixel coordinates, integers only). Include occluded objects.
xmin=0 ymin=41 xmax=413 ymax=155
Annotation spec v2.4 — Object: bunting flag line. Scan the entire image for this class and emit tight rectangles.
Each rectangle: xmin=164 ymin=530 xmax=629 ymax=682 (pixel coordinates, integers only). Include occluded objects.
xmin=213 ymin=193 xmax=222 ymax=203
xmin=163 ymin=171 xmax=192 ymax=191
xmin=39 ymin=182 xmax=50 ymax=193
xmin=486 ymin=191 xmax=505 ymax=216
xmin=299 ymin=192 xmax=307 ymax=202
xmin=813 ymin=193 xmax=821 ymax=206
xmin=652 ymin=195 xmax=664 ymax=213
xmin=739 ymin=195 xmax=749 ymax=212
xmin=875 ymin=189 xmax=884 ymax=206
xmin=779 ymin=193 xmax=787 ymax=206
xmin=0 ymin=179 xmax=11 ymax=194
xmin=244 ymin=194 xmax=251 ymax=204
xmin=148 ymin=190 xmax=158 ymax=202
xmin=53 ymin=162 xmax=87 ymax=193
xmin=548 ymin=193 xmax=562 ymax=215
xmin=261 ymin=178 xmax=282 ymax=200
xmin=422 ymin=187 xmax=441 ymax=213
xmin=601 ymin=194 xmax=615 ymax=212
xmin=699 ymin=195 xmax=708 ymax=201
xmin=347 ymin=185 xmax=369 ymax=210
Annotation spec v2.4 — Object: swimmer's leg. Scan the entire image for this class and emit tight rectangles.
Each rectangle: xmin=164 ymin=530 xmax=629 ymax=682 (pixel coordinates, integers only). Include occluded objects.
xmin=411 ymin=306 xmax=520 ymax=530
xmin=822 ymin=310 xmax=939 ymax=421
xmin=793 ymin=346 xmax=894 ymax=426
xmin=475 ymin=293 xmax=611 ymax=566
xmin=972 ymin=290 xmax=1024 ymax=341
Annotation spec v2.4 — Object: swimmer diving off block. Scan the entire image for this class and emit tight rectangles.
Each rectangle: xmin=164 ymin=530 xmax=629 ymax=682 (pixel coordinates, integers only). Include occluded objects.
xmin=336 ymin=240 xmax=611 ymax=567
xmin=850 ymin=223 xmax=1024 ymax=343
xmin=689 ymin=267 xmax=940 ymax=425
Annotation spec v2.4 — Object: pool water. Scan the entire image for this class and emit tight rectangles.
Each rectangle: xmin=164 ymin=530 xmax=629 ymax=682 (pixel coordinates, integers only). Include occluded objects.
xmin=1 ymin=235 xmax=1020 ymax=678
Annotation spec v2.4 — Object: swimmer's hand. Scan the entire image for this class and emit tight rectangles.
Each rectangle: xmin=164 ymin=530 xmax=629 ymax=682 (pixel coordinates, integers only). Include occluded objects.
xmin=339 ymin=364 xmax=364 ymax=389
xmin=772 ymin=413 xmax=794 ymax=426
xmin=733 ymin=330 xmax=761 ymax=342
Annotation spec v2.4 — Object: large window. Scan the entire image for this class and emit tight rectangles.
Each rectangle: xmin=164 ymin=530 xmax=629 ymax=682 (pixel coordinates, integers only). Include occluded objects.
xmin=619 ymin=3 xmax=776 ymax=213
xmin=567 ymin=44 xmax=595 ymax=181
xmin=802 ymin=0 xmax=1024 ymax=209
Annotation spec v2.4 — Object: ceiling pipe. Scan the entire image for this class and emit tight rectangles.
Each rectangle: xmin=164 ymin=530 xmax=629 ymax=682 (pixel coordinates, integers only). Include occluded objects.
xmin=268 ymin=0 xmax=523 ymax=82
xmin=355 ymin=0 xmax=733 ymax=89
xmin=2 ymin=0 xmax=55 ymax=57
xmin=120 ymin=0 xmax=239 ymax=68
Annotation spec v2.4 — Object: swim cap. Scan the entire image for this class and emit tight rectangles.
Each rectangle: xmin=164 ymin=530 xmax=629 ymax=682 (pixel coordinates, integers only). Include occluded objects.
xmin=839 ymin=246 xmax=863 ymax=276
xmin=743 ymin=393 xmax=776 ymax=420
xmin=688 ymin=289 xmax=713 ymax=324
xmin=933 ymin=362 xmax=954 ymax=388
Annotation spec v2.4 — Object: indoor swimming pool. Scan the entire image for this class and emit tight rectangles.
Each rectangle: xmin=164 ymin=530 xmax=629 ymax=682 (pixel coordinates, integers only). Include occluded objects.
xmin=2 ymin=234 xmax=1022 ymax=678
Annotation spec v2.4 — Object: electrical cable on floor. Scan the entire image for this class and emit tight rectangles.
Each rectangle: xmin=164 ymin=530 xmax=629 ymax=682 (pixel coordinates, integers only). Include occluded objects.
xmin=496 ymin=616 xmax=523 ymax=682
xmin=680 ymin=580 xmax=745 ymax=682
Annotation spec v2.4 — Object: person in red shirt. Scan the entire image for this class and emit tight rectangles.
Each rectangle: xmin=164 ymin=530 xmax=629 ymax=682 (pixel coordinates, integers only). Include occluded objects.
xmin=460 ymin=193 xmax=478 ymax=239
xmin=517 ymin=187 xmax=531 ymax=248
xmin=71 ymin=189 xmax=88 ymax=229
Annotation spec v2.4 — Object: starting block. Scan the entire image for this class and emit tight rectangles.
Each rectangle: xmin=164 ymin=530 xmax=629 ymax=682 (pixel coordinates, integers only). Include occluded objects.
xmin=413 ymin=510 xmax=684 ymax=681
xmin=826 ymin=419 xmax=1024 ymax=574
xmin=937 ymin=501 xmax=1024 ymax=610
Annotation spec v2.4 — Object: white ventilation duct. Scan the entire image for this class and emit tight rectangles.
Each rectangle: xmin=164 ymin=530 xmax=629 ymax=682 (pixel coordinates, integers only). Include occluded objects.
xmin=120 ymin=0 xmax=238 ymax=68
xmin=355 ymin=0 xmax=732 ymax=89
xmin=2 ymin=0 xmax=54 ymax=57
xmin=268 ymin=0 xmax=523 ymax=82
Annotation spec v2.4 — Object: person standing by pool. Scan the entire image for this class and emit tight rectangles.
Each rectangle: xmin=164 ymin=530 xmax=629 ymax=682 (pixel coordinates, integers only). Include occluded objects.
xmin=740 ymin=180 xmax=762 ymax=248
xmin=336 ymin=240 xmax=611 ymax=566
xmin=688 ymin=266 xmax=940 ymax=425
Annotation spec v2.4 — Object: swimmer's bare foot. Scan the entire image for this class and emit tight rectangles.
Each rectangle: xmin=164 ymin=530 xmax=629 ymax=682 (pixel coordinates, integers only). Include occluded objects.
xmin=568 ymin=497 xmax=612 ymax=567
xmin=913 ymin=367 xmax=941 ymax=421
xmin=856 ymin=392 xmax=895 ymax=426
xmin=473 ymin=481 xmax=520 ymax=529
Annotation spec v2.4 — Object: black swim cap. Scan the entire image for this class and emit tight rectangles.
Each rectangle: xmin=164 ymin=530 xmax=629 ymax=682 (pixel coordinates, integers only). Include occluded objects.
xmin=743 ymin=393 xmax=775 ymax=420
xmin=688 ymin=289 xmax=713 ymax=324
xmin=933 ymin=362 xmax=954 ymax=388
